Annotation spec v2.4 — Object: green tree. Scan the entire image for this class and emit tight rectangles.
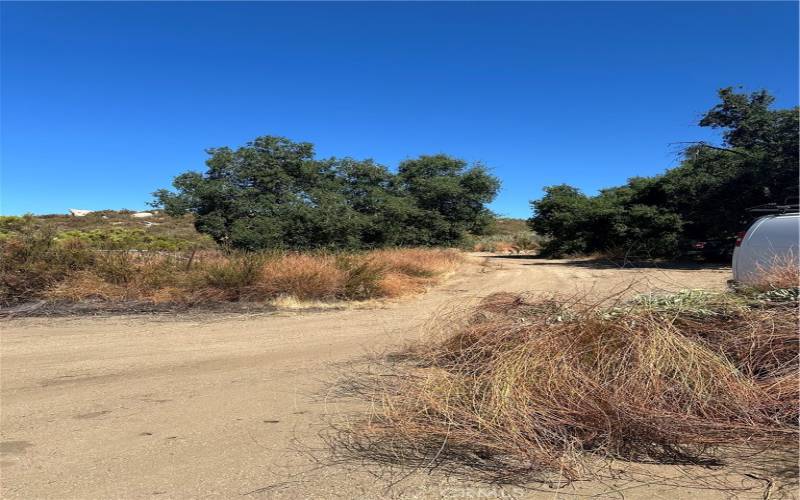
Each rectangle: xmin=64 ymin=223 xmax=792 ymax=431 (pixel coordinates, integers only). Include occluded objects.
xmin=663 ymin=87 xmax=799 ymax=240
xmin=397 ymin=155 xmax=500 ymax=245
xmin=530 ymin=185 xmax=682 ymax=257
xmin=154 ymin=137 xmax=500 ymax=250
xmin=529 ymin=87 xmax=797 ymax=258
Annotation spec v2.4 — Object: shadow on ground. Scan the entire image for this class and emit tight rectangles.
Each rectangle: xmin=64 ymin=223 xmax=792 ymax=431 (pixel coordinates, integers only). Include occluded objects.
xmin=489 ymin=254 xmax=731 ymax=271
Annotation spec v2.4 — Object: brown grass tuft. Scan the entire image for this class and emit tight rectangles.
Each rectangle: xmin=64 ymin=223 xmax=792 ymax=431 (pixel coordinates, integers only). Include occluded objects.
xmin=375 ymin=272 xmax=426 ymax=298
xmin=258 ymin=253 xmax=347 ymax=301
xmin=47 ymin=271 xmax=131 ymax=302
xmin=372 ymin=249 xmax=461 ymax=298
xmin=371 ymin=248 xmax=462 ymax=278
xmin=752 ymin=259 xmax=800 ymax=291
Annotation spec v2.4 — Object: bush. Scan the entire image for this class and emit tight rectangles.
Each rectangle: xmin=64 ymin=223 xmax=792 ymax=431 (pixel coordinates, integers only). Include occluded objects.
xmin=510 ymin=232 xmax=540 ymax=252
xmin=257 ymin=253 xmax=346 ymax=300
xmin=201 ymin=253 xmax=266 ymax=291
xmin=0 ymin=229 xmax=95 ymax=304
xmin=56 ymin=228 xmax=199 ymax=251
xmin=93 ymin=252 xmax=138 ymax=285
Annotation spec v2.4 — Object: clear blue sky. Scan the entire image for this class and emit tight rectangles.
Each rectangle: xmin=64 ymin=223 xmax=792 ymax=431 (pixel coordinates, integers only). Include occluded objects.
xmin=2 ymin=2 xmax=797 ymax=218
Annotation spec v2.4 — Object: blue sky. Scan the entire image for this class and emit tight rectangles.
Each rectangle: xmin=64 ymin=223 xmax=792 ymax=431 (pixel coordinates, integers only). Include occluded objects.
xmin=2 ymin=2 xmax=797 ymax=218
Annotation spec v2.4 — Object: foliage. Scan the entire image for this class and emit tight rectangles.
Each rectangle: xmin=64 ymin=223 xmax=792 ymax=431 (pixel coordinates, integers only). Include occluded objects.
xmin=56 ymin=228 xmax=198 ymax=251
xmin=336 ymin=255 xmax=387 ymax=300
xmin=486 ymin=218 xmax=529 ymax=235
xmin=153 ymin=137 xmax=500 ymax=250
xmin=530 ymin=87 xmax=799 ymax=257
xmin=202 ymin=253 xmax=267 ymax=290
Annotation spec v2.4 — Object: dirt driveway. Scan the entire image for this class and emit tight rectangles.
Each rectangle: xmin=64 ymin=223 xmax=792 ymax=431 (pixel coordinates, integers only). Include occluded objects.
xmin=1 ymin=255 xmax=748 ymax=499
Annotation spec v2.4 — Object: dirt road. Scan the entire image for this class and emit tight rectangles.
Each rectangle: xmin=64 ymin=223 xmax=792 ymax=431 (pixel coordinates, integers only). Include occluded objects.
xmin=2 ymin=255 xmax=746 ymax=499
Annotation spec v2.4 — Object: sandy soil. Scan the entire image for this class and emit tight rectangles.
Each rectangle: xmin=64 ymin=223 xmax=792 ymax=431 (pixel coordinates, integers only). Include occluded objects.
xmin=3 ymin=254 xmax=786 ymax=499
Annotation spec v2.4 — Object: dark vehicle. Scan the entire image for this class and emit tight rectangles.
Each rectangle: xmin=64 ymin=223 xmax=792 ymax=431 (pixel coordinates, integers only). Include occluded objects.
xmin=683 ymin=238 xmax=735 ymax=261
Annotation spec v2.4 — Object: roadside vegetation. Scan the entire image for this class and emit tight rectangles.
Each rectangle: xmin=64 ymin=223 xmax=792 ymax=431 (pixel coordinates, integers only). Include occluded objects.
xmin=0 ymin=222 xmax=462 ymax=310
xmin=530 ymin=88 xmax=799 ymax=258
xmin=341 ymin=265 xmax=798 ymax=484
xmin=462 ymin=218 xmax=542 ymax=253
xmin=2 ymin=145 xmax=503 ymax=311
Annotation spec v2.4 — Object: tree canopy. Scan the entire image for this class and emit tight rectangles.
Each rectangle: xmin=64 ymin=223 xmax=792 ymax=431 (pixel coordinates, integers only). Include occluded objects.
xmin=530 ymin=87 xmax=799 ymax=258
xmin=154 ymin=137 xmax=500 ymax=250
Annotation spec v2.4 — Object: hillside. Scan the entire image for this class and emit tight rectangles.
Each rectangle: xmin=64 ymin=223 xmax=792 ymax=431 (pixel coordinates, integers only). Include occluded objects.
xmin=487 ymin=217 xmax=529 ymax=235
xmin=1 ymin=212 xmax=533 ymax=252
xmin=0 ymin=211 xmax=215 ymax=250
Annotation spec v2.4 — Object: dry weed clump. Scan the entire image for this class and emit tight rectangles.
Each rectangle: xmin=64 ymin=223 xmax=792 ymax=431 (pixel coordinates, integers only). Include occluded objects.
xmin=370 ymin=248 xmax=462 ymax=298
xmin=371 ymin=248 xmax=462 ymax=277
xmin=751 ymin=259 xmax=800 ymax=293
xmin=47 ymin=271 xmax=132 ymax=302
xmin=343 ymin=289 xmax=799 ymax=482
xmin=258 ymin=253 xmax=347 ymax=300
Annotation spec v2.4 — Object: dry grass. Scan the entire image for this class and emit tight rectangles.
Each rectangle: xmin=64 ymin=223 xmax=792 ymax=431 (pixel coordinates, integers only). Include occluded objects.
xmin=752 ymin=259 xmax=800 ymax=291
xmin=258 ymin=253 xmax=347 ymax=300
xmin=0 ymin=231 xmax=463 ymax=309
xmin=47 ymin=272 xmax=132 ymax=302
xmin=339 ymin=287 xmax=799 ymax=484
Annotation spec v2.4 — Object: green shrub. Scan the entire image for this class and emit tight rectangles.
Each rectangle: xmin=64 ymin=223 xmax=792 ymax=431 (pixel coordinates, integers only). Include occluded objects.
xmin=0 ymin=215 xmax=33 ymax=233
xmin=138 ymin=257 xmax=186 ymax=289
xmin=510 ymin=232 xmax=541 ymax=252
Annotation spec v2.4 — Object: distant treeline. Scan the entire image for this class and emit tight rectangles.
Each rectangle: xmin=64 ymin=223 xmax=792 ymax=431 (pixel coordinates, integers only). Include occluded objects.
xmin=529 ymin=87 xmax=799 ymax=258
xmin=154 ymin=138 xmax=500 ymax=250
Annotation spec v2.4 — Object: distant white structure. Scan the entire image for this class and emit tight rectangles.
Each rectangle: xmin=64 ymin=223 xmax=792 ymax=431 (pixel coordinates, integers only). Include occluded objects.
xmin=68 ymin=209 xmax=92 ymax=217
xmin=131 ymin=212 xmax=154 ymax=218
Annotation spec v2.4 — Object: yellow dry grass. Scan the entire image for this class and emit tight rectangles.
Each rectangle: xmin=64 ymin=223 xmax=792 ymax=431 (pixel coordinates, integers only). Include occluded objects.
xmin=258 ymin=253 xmax=347 ymax=300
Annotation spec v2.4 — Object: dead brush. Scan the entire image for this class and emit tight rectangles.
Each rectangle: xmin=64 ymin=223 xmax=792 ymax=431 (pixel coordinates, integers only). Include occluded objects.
xmin=339 ymin=290 xmax=799 ymax=483
xmin=256 ymin=253 xmax=347 ymax=301
xmin=8 ymin=242 xmax=465 ymax=309
xmin=370 ymin=248 xmax=462 ymax=278
xmin=746 ymin=260 xmax=800 ymax=307
xmin=370 ymin=248 xmax=462 ymax=298
xmin=47 ymin=253 xmax=194 ymax=303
